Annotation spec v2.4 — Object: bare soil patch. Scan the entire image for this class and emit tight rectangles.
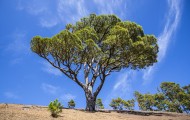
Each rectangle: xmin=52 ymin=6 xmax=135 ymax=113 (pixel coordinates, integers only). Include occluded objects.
xmin=0 ymin=104 xmax=189 ymax=120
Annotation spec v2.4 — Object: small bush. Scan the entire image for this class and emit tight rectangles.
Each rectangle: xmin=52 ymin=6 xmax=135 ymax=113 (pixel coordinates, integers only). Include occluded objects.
xmin=48 ymin=99 xmax=63 ymax=117
xmin=68 ymin=99 xmax=75 ymax=109
xmin=96 ymin=98 xmax=104 ymax=109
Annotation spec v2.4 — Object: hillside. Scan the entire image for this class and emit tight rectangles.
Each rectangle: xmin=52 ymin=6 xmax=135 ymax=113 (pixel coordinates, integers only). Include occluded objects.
xmin=0 ymin=104 xmax=189 ymax=120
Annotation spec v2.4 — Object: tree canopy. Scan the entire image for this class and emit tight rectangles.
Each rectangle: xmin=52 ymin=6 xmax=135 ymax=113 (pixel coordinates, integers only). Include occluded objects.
xmin=109 ymin=97 xmax=135 ymax=110
xmin=134 ymin=82 xmax=190 ymax=114
xmin=31 ymin=14 xmax=158 ymax=111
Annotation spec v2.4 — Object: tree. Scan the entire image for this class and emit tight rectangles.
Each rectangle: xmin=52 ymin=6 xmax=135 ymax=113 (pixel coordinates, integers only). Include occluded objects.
xmin=134 ymin=91 xmax=146 ymax=110
xmin=109 ymin=97 xmax=125 ymax=110
xmin=96 ymin=98 xmax=104 ymax=109
xmin=124 ymin=99 xmax=135 ymax=110
xmin=160 ymin=82 xmax=183 ymax=113
xmin=182 ymin=85 xmax=190 ymax=113
xmin=135 ymin=82 xmax=190 ymax=114
xmin=48 ymin=99 xmax=63 ymax=118
xmin=110 ymin=97 xmax=135 ymax=110
xmin=68 ymin=99 xmax=75 ymax=109
xmin=31 ymin=14 xmax=158 ymax=111
xmin=134 ymin=91 xmax=155 ymax=111
xmin=154 ymin=93 xmax=167 ymax=111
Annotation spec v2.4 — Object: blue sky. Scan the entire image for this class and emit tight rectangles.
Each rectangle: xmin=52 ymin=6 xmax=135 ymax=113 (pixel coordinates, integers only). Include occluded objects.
xmin=0 ymin=0 xmax=189 ymax=109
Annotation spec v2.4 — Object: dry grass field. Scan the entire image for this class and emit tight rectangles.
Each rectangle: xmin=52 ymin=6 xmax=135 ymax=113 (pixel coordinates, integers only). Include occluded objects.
xmin=0 ymin=104 xmax=190 ymax=120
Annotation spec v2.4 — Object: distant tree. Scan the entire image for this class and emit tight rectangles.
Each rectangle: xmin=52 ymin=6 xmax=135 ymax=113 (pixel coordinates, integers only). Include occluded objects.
xmin=154 ymin=93 xmax=167 ymax=111
xmin=135 ymin=82 xmax=190 ymax=114
xmin=134 ymin=91 xmax=155 ymax=111
xmin=124 ymin=99 xmax=135 ymax=110
xmin=31 ymin=14 xmax=158 ymax=111
xmin=96 ymin=98 xmax=104 ymax=109
xmin=68 ymin=99 xmax=75 ymax=109
xmin=48 ymin=99 xmax=62 ymax=118
xmin=160 ymin=82 xmax=183 ymax=113
xmin=109 ymin=98 xmax=135 ymax=111
xmin=134 ymin=91 xmax=146 ymax=111
xmin=110 ymin=97 xmax=125 ymax=110
xmin=182 ymin=85 xmax=190 ymax=113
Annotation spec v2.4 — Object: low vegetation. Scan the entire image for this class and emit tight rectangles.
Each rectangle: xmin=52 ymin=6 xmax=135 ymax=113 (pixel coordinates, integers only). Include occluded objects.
xmin=96 ymin=98 xmax=104 ymax=109
xmin=68 ymin=99 xmax=76 ymax=109
xmin=109 ymin=97 xmax=135 ymax=110
xmin=48 ymin=99 xmax=63 ymax=117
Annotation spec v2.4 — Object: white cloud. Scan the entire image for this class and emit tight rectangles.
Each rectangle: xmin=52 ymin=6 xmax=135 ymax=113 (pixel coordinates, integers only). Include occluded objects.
xmin=17 ymin=0 xmax=48 ymax=15
xmin=17 ymin=0 xmax=89 ymax=28
xmin=6 ymin=32 xmax=29 ymax=56
xmin=104 ymin=70 xmax=135 ymax=108
xmin=113 ymin=72 xmax=132 ymax=93
xmin=93 ymin=0 xmax=128 ymax=19
xmin=143 ymin=0 xmax=182 ymax=82
xmin=158 ymin=0 xmax=181 ymax=61
xmin=4 ymin=92 xmax=19 ymax=99
xmin=57 ymin=0 xmax=88 ymax=24
xmin=42 ymin=62 xmax=62 ymax=76
xmin=17 ymin=0 xmax=130 ymax=28
xmin=40 ymin=17 xmax=59 ymax=28
xmin=41 ymin=83 xmax=59 ymax=95
xmin=60 ymin=93 xmax=76 ymax=101
xmin=17 ymin=0 xmax=58 ymax=28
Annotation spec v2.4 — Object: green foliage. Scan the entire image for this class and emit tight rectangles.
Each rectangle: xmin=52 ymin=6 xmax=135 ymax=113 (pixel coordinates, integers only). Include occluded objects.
xmin=68 ymin=99 xmax=75 ymax=109
xmin=96 ymin=98 xmax=104 ymax=109
xmin=31 ymin=14 xmax=158 ymax=74
xmin=48 ymin=99 xmax=63 ymax=118
xmin=124 ymin=99 xmax=135 ymax=110
xmin=109 ymin=97 xmax=135 ymax=110
xmin=134 ymin=82 xmax=190 ymax=114
xmin=31 ymin=14 xmax=158 ymax=111
xmin=110 ymin=97 xmax=124 ymax=110
xmin=134 ymin=91 xmax=155 ymax=111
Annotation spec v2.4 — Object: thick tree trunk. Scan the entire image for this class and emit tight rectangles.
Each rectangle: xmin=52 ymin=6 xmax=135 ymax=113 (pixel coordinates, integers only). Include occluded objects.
xmin=85 ymin=88 xmax=96 ymax=111
xmin=86 ymin=97 xmax=96 ymax=111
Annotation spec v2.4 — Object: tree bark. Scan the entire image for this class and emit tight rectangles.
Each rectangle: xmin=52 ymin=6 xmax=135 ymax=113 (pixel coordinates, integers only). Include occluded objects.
xmin=85 ymin=87 xmax=96 ymax=111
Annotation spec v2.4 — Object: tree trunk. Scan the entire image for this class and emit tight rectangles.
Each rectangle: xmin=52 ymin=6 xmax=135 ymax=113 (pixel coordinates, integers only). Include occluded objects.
xmin=85 ymin=89 xmax=96 ymax=111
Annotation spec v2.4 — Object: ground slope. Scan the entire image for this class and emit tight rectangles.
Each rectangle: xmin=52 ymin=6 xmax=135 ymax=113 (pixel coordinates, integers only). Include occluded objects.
xmin=0 ymin=104 xmax=189 ymax=120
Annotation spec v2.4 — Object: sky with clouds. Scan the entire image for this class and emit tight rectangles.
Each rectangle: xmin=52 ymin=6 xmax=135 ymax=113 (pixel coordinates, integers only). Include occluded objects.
xmin=0 ymin=0 xmax=190 ymax=109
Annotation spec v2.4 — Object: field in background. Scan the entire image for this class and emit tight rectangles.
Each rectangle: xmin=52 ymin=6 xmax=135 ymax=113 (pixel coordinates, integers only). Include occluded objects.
xmin=0 ymin=104 xmax=190 ymax=120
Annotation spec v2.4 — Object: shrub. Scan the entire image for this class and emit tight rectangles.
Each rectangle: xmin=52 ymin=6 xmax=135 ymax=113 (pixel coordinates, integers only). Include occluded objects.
xmin=110 ymin=97 xmax=124 ymax=110
xmin=96 ymin=98 xmax=104 ymax=109
xmin=48 ymin=99 xmax=63 ymax=117
xmin=110 ymin=98 xmax=135 ymax=110
xmin=68 ymin=99 xmax=75 ymax=109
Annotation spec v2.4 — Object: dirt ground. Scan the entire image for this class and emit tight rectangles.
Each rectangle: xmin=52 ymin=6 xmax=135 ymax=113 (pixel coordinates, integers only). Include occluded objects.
xmin=0 ymin=104 xmax=190 ymax=120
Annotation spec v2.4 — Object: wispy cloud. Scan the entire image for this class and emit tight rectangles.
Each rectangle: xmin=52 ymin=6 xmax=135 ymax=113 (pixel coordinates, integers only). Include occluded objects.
xmin=41 ymin=62 xmax=62 ymax=76
xmin=4 ymin=92 xmax=19 ymax=99
xmin=40 ymin=17 xmax=59 ymax=28
xmin=41 ymin=83 xmax=60 ymax=95
xmin=17 ymin=0 xmax=89 ymax=28
xmin=93 ymin=0 xmax=128 ymax=19
xmin=5 ymin=32 xmax=30 ymax=64
xmin=104 ymin=70 xmax=135 ymax=108
xmin=143 ymin=0 xmax=182 ymax=83
xmin=113 ymin=71 xmax=133 ymax=94
xmin=60 ymin=93 xmax=76 ymax=101
xmin=158 ymin=0 xmax=181 ymax=61
xmin=17 ymin=0 xmax=130 ymax=28
xmin=6 ymin=32 xmax=29 ymax=55
xmin=57 ymin=0 xmax=88 ymax=24
xmin=17 ymin=0 xmax=48 ymax=15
